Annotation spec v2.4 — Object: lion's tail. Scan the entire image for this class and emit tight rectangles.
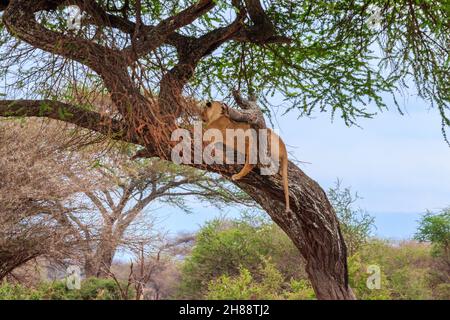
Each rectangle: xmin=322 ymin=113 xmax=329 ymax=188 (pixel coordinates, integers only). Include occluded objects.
xmin=281 ymin=154 xmax=290 ymax=212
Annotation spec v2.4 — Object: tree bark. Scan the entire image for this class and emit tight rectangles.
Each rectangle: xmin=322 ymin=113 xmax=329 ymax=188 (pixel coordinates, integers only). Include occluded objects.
xmin=83 ymin=237 xmax=117 ymax=278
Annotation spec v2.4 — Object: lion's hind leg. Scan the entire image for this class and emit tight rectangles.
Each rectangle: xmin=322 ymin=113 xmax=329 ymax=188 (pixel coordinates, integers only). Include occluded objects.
xmin=231 ymin=139 xmax=255 ymax=181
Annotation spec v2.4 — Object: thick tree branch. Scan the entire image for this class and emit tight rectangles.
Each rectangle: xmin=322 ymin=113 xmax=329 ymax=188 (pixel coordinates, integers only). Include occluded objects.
xmin=84 ymin=191 xmax=111 ymax=222
xmin=231 ymin=0 xmax=291 ymax=44
xmin=2 ymin=1 xmax=149 ymax=131
xmin=115 ymin=186 xmax=136 ymax=214
xmin=2 ymin=0 xmax=125 ymax=74
xmin=0 ymin=99 xmax=134 ymax=143
xmin=0 ymin=0 xmax=8 ymax=11
xmin=123 ymin=0 xmax=215 ymax=62
xmin=102 ymin=190 xmax=116 ymax=210
xmin=158 ymin=13 xmax=245 ymax=117
xmin=243 ymin=0 xmax=275 ymax=39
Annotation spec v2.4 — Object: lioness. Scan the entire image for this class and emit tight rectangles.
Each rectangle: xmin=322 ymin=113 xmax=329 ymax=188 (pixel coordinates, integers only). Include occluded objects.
xmin=201 ymin=101 xmax=290 ymax=212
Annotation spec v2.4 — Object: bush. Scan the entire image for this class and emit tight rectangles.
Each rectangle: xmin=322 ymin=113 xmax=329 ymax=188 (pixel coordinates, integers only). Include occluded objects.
xmin=78 ymin=278 xmax=128 ymax=300
xmin=434 ymin=283 xmax=450 ymax=300
xmin=179 ymin=214 xmax=447 ymax=300
xmin=177 ymin=216 xmax=306 ymax=299
xmin=0 ymin=282 xmax=43 ymax=300
xmin=349 ymin=240 xmax=434 ymax=300
xmin=206 ymin=260 xmax=315 ymax=300
xmin=0 ymin=278 xmax=132 ymax=300
xmin=415 ymin=209 xmax=450 ymax=261
xmin=347 ymin=252 xmax=391 ymax=300
xmin=37 ymin=281 xmax=81 ymax=300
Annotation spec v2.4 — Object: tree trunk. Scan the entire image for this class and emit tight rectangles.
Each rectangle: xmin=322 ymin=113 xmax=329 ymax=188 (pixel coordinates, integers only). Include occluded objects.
xmin=84 ymin=247 xmax=115 ymax=278
xmin=234 ymin=161 xmax=356 ymax=300
xmin=83 ymin=259 xmax=97 ymax=279
xmin=95 ymin=247 xmax=115 ymax=278
xmin=84 ymin=234 xmax=117 ymax=278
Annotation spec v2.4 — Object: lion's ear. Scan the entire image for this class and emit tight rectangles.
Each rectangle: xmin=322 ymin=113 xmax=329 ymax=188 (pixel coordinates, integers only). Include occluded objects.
xmin=206 ymin=101 xmax=212 ymax=107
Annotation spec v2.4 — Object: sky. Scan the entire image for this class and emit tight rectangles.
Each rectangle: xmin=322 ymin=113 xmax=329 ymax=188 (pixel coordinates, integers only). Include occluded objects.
xmin=154 ymin=94 xmax=450 ymax=240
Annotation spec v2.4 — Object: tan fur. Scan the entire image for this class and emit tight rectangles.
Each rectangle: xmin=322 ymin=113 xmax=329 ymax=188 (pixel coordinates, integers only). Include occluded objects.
xmin=201 ymin=101 xmax=290 ymax=212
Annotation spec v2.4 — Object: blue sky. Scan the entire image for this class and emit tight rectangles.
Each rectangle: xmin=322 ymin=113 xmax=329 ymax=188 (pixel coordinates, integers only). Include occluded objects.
xmin=156 ymin=94 xmax=450 ymax=240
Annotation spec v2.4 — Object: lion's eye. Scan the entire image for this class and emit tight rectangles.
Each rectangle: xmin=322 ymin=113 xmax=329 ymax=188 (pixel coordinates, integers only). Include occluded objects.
xmin=206 ymin=101 xmax=212 ymax=108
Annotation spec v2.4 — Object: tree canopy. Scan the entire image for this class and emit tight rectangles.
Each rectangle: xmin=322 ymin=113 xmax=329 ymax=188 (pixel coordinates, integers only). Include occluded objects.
xmin=0 ymin=1 xmax=448 ymax=129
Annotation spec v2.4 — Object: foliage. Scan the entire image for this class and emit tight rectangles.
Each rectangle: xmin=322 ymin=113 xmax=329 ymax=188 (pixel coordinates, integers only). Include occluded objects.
xmin=0 ymin=282 xmax=43 ymax=300
xmin=3 ymin=218 xmax=450 ymax=300
xmin=350 ymin=240 xmax=436 ymax=300
xmin=81 ymin=278 xmax=134 ymax=300
xmin=0 ymin=119 xmax=101 ymax=280
xmin=179 ymin=215 xmax=449 ymax=300
xmin=433 ymin=283 xmax=450 ymax=300
xmin=328 ymin=180 xmax=375 ymax=255
xmin=1 ymin=0 xmax=448 ymax=300
xmin=177 ymin=215 xmax=305 ymax=299
xmin=414 ymin=208 xmax=450 ymax=299
xmin=347 ymin=253 xmax=391 ymax=300
xmin=0 ymin=278 xmax=131 ymax=300
xmin=196 ymin=0 xmax=450 ymax=133
xmin=0 ymin=118 xmax=252 ymax=279
xmin=1 ymin=1 xmax=448 ymax=133
xmin=206 ymin=260 xmax=315 ymax=300
xmin=414 ymin=208 xmax=450 ymax=259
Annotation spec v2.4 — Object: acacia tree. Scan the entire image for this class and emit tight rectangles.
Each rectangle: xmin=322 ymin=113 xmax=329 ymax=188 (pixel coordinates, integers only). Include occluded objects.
xmin=0 ymin=1 xmax=448 ymax=299
xmin=0 ymin=117 xmax=248 ymax=280
xmin=67 ymin=157 xmax=252 ymax=278
xmin=108 ymin=234 xmax=195 ymax=300
xmin=0 ymin=119 xmax=96 ymax=280
xmin=415 ymin=209 xmax=450 ymax=263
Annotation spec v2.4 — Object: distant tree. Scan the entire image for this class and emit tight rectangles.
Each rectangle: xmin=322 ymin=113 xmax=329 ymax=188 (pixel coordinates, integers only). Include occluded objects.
xmin=66 ymin=156 xmax=253 ymax=278
xmin=0 ymin=118 xmax=252 ymax=280
xmin=327 ymin=180 xmax=375 ymax=255
xmin=414 ymin=208 xmax=450 ymax=299
xmin=415 ymin=208 xmax=450 ymax=262
xmin=107 ymin=233 xmax=195 ymax=300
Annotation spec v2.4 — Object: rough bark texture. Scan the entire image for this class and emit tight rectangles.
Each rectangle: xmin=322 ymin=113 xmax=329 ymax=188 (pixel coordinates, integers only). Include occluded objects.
xmin=0 ymin=0 xmax=355 ymax=299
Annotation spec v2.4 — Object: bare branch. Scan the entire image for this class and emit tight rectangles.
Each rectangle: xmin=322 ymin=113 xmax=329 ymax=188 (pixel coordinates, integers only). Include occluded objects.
xmin=231 ymin=0 xmax=292 ymax=44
